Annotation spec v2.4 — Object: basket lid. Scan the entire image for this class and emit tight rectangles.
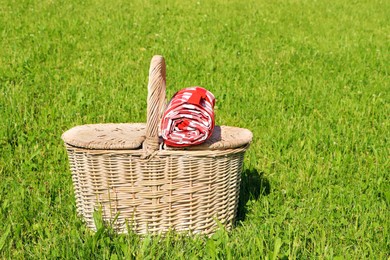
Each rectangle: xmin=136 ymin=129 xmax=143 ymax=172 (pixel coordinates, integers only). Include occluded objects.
xmin=62 ymin=124 xmax=252 ymax=150
xmin=61 ymin=123 xmax=147 ymax=150
xmin=163 ymin=125 xmax=253 ymax=150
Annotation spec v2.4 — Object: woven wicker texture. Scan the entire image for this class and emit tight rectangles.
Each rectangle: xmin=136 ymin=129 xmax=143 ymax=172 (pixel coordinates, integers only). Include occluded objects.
xmin=164 ymin=125 xmax=253 ymax=150
xmin=62 ymin=55 xmax=252 ymax=235
xmin=65 ymin=145 xmax=247 ymax=234
xmin=61 ymin=123 xmax=146 ymax=150
xmin=62 ymin=124 xmax=252 ymax=151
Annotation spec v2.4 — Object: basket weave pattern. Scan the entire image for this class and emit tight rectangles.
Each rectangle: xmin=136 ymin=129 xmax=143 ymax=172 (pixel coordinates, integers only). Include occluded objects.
xmin=66 ymin=147 xmax=246 ymax=234
xmin=63 ymin=56 xmax=251 ymax=235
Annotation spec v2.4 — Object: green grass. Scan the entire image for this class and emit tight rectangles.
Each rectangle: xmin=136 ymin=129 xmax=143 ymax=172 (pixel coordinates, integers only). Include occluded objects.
xmin=0 ymin=0 xmax=389 ymax=258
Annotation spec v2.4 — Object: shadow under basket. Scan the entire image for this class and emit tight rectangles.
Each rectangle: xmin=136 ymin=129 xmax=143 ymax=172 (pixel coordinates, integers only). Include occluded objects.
xmin=62 ymin=56 xmax=253 ymax=235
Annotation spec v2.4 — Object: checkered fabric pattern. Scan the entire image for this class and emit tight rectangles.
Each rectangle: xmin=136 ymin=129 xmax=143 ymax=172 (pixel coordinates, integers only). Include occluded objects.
xmin=160 ymin=87 xmax=215 ymax=147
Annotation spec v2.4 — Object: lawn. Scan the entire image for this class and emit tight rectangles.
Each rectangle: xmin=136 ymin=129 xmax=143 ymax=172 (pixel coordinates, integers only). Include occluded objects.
xmin=0 ymin=0 xmax=389 ymax=258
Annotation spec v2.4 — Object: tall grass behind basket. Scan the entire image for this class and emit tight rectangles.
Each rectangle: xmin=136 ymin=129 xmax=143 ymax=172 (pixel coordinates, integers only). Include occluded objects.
xmin=62 ymin=55 xmax=253 ymax=235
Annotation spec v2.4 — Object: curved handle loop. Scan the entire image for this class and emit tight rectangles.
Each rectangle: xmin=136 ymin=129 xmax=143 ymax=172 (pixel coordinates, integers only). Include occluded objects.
xmin=142 ymin=55 xmax=166 ymax=158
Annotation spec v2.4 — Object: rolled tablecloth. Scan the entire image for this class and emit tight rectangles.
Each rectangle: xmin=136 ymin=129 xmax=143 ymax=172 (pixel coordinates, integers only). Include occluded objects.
xmin=160 ymin=87 xmax=215 ymax=147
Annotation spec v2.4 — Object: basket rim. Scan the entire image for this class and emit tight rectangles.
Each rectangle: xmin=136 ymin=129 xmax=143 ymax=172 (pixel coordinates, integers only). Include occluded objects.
xmin=64 ymin=142 xmax=250 ymax=157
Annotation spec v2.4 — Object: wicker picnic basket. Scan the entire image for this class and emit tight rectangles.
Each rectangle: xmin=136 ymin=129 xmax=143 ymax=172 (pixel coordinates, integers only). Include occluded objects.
xmin=62 ymin=55 xmax=253 ymax=235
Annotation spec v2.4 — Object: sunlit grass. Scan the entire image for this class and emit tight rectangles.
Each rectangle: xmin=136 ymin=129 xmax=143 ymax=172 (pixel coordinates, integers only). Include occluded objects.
xmin=0 ymin=0 xmax=389 ymax=258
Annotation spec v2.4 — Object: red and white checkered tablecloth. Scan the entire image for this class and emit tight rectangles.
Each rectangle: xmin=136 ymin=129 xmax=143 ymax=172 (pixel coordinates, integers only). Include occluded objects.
xmin=160 ymin=87 xmax=215 ymax=147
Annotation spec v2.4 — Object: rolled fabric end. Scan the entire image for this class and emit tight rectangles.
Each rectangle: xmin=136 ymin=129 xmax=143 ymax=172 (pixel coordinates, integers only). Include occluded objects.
xmin=160 ymin=87 xmax=215 ymax=147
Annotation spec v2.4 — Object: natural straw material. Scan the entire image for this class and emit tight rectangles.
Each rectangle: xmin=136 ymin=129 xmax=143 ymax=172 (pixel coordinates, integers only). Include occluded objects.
xmin=62 ymin=55 xmax=252 ymax=235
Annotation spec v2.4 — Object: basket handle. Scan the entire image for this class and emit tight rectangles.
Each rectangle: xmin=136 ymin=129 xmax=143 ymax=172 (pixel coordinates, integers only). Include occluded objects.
xmin=142 ymin=55 xmax=166 ymax=157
